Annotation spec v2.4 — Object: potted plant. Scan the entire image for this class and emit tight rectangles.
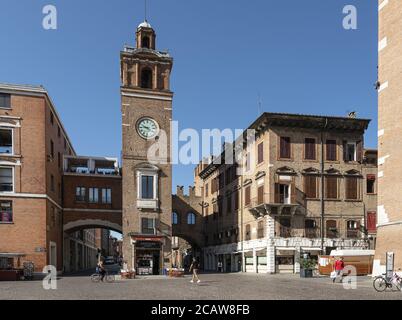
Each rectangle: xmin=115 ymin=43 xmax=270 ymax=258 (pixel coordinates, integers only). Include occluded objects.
xmin=300 ymin=258 xmax=316 ymax=278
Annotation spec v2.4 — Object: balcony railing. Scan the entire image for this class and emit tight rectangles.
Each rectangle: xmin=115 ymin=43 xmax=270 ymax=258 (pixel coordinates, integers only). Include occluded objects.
xmin=249 ymin=193 xmax=305 ymax=217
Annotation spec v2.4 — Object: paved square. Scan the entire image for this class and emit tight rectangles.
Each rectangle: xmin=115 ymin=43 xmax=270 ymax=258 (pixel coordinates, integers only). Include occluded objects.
xmin=0 ymin=273 xmax=401 ymax=300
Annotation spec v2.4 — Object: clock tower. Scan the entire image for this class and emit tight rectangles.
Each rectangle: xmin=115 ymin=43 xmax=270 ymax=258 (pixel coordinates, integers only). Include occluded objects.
xmin=120 ymin=20 xmax=173 ymax=274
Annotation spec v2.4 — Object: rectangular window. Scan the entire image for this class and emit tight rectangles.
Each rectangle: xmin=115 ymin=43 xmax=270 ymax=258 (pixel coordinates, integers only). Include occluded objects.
xmin=50 ymin=140 xmax=54 ymax=158
xmin=345 ymin=177 xmax=358 ymax=200
xmin=367 ymin=211 xmax=377 ymax=232
xmin=325 ymin=176 xmax=338 ymax=199
xmin=304 ymin=138 xmax=316 ymax=160
xmin=101 ymin=188 xmax=112 ymax=204
xmin=64 ymin=138 xmax=67 ymax=151
xmin=50 ymin=112 xmax=54 ymax=125
xmin=234 ymin=190 xmax=239 ymax=211
xmin=226 ymin=195 xmax=232 ymax=214
xmin=205 ymin=183 xmax=208 ymax=197
xmin=50 ymin=175 xmax=55 ymax=192
xmin=257 ymin=185 xmax=264 ymax=205
xmin=89 ymin=188 xmax=99 ymax=203
xmin=0 ymin=167 xmax=13 ymax=192
xmin=75 ymin=187 xmax=86 ymax=202
xmin=141 ymin=175 xmax=154 ymax=199
xmin=257 ymin=221 xmax=265 ymax=239
xmin=367 ymin=175 xmax=375 ymax=194
xmin=304 ymin=175 xmax=317 ymax=199
xmin=58 ymin=152 xmax=61 ymax=169
xmin=0 ymin=201 xmax=12 ymax=223
xmin=245 ymin=224 xmax=251 ymax=241
xmin=0 ymin=94 xmax=11 ymax=109
xmin=279 ymin=218 xmax=291 ymax=237
xmin=345 ymin=142 xmax=356 ymax=162
xmin=280 ymin=137 xmax=291 ymax=159
xmin=245 ymin=185 xmax=251 ymax=206
xmin=57 ymin=126 xmax=61 ymax=138
xmin=0 ymin=129 xmax=12 ymax=154
xmin=257 ymin=142 xmax=264 ymax=164
xmin=326 ymin=140 xmax=337 ymax=161
xmin=141 ymin=218 xmax=155 ymax=235
xmin=347 ymin=220 xmax=359 ymax=238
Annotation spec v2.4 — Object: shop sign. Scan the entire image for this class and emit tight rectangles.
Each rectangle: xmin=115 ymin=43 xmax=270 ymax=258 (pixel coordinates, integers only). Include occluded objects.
xmin=136 ymin=241 xmax=161 ymax=249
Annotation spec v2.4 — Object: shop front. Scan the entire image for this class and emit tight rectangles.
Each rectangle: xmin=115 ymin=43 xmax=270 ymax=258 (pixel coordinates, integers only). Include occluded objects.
xmin=133 ymin=237 xmax=163 ymax=276
xmin=275 ymin=248 xmax=295 ymax=273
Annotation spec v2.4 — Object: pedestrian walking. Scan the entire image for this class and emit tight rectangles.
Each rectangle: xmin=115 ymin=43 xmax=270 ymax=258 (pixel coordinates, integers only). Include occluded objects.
xmin=218 ymin=261 xmax=223 ymax=273
xmin=332 ymin=257 xmax=345 ymax=283
xmin=189 ymin=258 xmax=201 ymax=284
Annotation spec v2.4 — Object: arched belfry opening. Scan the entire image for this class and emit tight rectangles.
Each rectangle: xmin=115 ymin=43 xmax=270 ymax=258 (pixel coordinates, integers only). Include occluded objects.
xmin=142 ymin=36 xmax=150 ymax=49
xmin=141 ymin=68 xmax=153 ymax=89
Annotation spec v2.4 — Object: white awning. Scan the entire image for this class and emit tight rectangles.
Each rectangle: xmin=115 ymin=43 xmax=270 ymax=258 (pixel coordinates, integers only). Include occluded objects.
xmin=301 ymin=247 xmax=322 ymax=252
xmin=276 ymin=247 xmax=296 ymax=251
xmin=329 ymin=250 xmax=375 ymax=257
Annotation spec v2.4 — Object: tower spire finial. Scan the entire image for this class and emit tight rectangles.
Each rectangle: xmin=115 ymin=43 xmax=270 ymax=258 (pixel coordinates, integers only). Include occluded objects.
xmin=145 ymin=0 xmax=148 ymax=22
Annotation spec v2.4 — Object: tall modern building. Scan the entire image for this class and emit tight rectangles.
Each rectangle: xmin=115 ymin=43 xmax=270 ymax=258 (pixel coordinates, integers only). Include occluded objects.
xmin=120 ymin=20 xmax=174 ymax=275
xmin=374 ymin=0 xmax=402 ymax=274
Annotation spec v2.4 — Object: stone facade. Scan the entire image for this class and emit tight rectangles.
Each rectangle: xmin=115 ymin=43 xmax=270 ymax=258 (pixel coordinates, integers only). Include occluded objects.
xmin=194 ymin=113 xmax=377 ymax=274
xmin=375 ymin=0 xmax=402 ymax=275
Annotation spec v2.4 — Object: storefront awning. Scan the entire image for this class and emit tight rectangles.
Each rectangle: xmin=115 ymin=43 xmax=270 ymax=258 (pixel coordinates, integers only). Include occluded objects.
xmin=301 ymin=247 xmax=323 ymax=252
xmin=275 ymin=247 xmax=296 ymax=251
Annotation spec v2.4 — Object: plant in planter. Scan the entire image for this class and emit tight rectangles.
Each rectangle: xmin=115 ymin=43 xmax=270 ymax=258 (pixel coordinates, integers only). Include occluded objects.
xmin=300 ymin=258 xmax=317 ymax=278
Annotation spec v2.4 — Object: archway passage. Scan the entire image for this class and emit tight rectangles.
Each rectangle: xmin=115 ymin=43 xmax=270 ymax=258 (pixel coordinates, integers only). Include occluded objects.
xmin=63 ymin=211 xmax=123 ymax=274
xmin=171 ymin=234 xmax=202 ymax=270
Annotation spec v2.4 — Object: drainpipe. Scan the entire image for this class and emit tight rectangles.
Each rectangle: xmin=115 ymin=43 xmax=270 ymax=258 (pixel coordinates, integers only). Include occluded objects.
xmin=320 ymin=118 xmax=328 ymax=254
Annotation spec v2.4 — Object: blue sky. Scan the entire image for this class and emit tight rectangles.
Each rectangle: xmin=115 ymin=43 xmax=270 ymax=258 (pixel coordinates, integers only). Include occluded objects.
xmin=0 ymin=0 xmax=378 ymax=190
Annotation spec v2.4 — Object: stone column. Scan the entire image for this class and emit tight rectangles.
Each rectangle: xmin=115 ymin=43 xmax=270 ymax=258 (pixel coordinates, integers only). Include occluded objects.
xmin=253 ymin=249 xmax=258 ymax=273
xmin=294 ymin=247 xmax=301 ymax=274
xmin=266 ymin=216 xmax=276 ymax=274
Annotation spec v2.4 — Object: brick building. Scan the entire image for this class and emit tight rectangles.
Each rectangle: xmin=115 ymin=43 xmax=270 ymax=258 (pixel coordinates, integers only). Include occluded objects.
xmin=193 ymin=113 xmax=377 ymax=274
xmin=120 ymin=21 xmax=174 ymax=275
xmin=375 ymin=0 xmax=402 ymax=275
xmin=0 ymin=83 xmax=75 ymax=273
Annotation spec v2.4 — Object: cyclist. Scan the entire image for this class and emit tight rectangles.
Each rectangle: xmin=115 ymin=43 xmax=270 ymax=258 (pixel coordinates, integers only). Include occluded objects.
xmin=97 ymin=259 xmax=107 ymax=282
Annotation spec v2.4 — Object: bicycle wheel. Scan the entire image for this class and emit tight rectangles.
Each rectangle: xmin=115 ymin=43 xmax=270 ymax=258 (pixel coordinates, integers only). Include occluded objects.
xmin=392 ymin=278 xmax=402 ymax=291
xmin=373 ymin=277 xmax=387 ymax=292
xmin=105 ymin=274 xmax=115 ymax=283
xmin=91 ymin=273 xmax=101 ymax=283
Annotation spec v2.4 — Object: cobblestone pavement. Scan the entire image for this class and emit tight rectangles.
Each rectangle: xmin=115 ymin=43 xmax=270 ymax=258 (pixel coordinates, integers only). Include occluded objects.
xmin=0 ymin=273 xmax=401 ymax=300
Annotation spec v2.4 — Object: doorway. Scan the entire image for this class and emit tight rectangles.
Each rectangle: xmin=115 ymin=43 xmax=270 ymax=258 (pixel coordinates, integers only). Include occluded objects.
xmin=279 ymin=184 xmax=291 ymax=204
xmin=49 ymin=242 xmax=57 ymax=269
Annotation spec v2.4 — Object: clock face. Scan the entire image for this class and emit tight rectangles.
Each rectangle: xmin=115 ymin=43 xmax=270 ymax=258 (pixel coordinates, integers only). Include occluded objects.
xmin=137 ymin=117 xmax=159 ymax=139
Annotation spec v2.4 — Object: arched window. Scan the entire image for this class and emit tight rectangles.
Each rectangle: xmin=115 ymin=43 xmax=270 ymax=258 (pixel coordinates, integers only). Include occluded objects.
xmin=187 ymin=212 xmax=196 ymax=225
xmin=326 ymin=220 xmax=337 ymax=239
xmin=141 ymin=68 xmax=153 ymax=89
xmin=142 ymin=36 xmax=150 ymax=49
xmin=172 ymin=212 xmax=178 ymax=225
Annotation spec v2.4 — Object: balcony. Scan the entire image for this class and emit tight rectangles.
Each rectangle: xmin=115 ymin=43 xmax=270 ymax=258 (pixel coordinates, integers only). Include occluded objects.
xmin=64 ymin=156 xmax=120 ymax=176
xmin=249 ymin=192 xmax=305 ymax=218
xmin=137 ymin=199 xmax=159 ymax=211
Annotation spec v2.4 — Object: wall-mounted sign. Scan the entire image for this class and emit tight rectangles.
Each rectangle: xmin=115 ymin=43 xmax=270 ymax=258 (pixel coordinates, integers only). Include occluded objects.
xmin=136 ymin=241 xmax=161 ymax=250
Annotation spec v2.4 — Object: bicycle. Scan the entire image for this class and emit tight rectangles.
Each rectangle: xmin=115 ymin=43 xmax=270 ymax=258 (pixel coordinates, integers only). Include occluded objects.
xmin=373 ymin=272 xmax=402 ymax=292
xmin=91 ymin=270 xmax=115 ymax=283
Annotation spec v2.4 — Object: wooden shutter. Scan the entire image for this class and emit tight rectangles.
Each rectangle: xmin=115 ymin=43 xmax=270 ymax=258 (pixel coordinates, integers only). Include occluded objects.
xmin=346 ymin=177 xmax=358 ymax=200
xmin=258 ymin=142 xmax=264 ymax=164
xmin=326 ymin=176 xmax=338 ymax=199
xmin=343 ymin=140 xmax=347 ymax=161
xmin=367 ymin=211 xmax=377 ymax=232
xmin=305 ymin=138 xmax=316 ymax=160
xmin=305 ymin=175 xmax=317 ymax=199
xmin=326 ymin=140 xmax=337 ymax=161
xmin=245 ymin=186 xmax=251 ymax=206
xmin=280 ymin=137 xmax=291 ymax=159
xmin=357 ymin=140 xmax=363 ymax=162
xmin=257 ymin=185 xmax=264 ymax=204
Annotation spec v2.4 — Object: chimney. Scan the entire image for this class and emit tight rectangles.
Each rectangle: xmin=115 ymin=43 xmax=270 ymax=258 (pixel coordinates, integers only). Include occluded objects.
xmin=176 ymin=186 xmax=184 ymax=197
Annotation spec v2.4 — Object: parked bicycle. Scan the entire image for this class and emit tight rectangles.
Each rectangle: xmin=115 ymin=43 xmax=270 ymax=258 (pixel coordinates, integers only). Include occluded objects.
xmin=91 ymin=270 xmax=115 ymax=283
xmin=373 ymin=272 xmax=402 ymax=292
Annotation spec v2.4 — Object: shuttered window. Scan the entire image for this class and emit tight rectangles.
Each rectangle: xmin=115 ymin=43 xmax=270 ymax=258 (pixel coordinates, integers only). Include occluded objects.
xmin=345 ymin=176 xmax=358 ymax=200
xmin=258 ymin=142 xmax=264 ymax=164
xmin=257 ymin=185 xmax=264 ymax=204
xmin=367 ymin=211 xmax=377 ymax=232
xmin=280 ymin=137 xmax=291 ymax=159
xmin=245 ymin=186 xmax=251 ymax=206
xmin=326 ymin=220 xmax=337 ymax=238
xmin=226 ymin=195 xmax=232 ymax=214
xmin=304 ymin=175 xmax=317 ymax=199
xmin=326 ymin=140 xmax=337 ymax=161
xmin=304 ymin=138 xmax=316 ymax=160
xmin=205 ymin=183 xmax=209 ymax=197
xmin=234 ymin=190 xmax=239 ymax=210
xmin=325 ymin=176 xmax=338 ymax=199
